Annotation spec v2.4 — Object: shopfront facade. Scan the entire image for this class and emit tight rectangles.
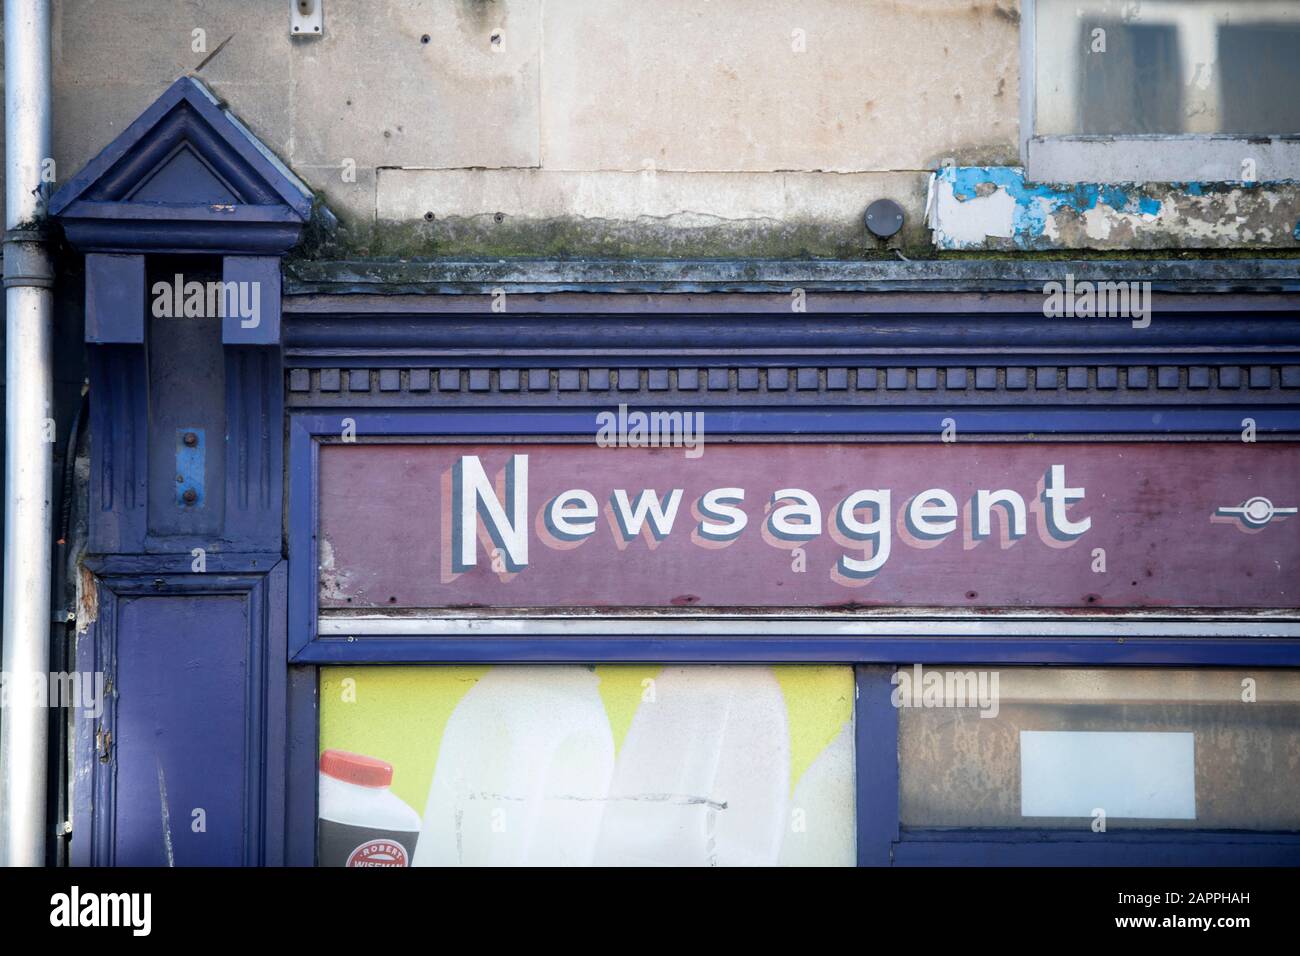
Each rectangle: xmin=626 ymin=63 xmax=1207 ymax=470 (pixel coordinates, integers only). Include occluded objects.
xmin=34 ymin=73 xmax=1300 ymax=868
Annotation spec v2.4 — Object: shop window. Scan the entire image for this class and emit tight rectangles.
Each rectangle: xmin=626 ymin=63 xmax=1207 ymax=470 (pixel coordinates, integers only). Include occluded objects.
xmin=1025 ymin=0 xmax=1300 ymax=181
xmin=317 ymin=664 xmax=857 ymax=867
xmin=898 ymin=667 xmax=1300 ymax=832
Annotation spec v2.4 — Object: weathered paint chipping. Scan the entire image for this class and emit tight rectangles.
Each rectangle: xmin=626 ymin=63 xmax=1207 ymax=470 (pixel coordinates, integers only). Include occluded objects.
xmin=928 ymin=166 xmax=1300 ymax=251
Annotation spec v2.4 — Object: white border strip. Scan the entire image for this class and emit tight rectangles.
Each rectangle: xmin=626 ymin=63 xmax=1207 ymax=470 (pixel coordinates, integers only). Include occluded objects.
xmin=1027 ymin=136 xmax=1300 ymax=184
xmin=317 ymin=616 xmax=1300 ymax=639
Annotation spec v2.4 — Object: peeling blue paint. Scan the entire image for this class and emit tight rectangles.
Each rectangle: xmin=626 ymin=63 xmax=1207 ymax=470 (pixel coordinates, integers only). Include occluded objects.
xmin=942 ymin=166 xmax=1164 ymax=241
xmin=931 ymin=166 xmax=1300 ymax=251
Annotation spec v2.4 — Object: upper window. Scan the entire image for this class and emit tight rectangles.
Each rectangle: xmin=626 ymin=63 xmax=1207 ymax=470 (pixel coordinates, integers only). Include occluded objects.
xmin=1025 ymin=0 xmax=1300 ymax=181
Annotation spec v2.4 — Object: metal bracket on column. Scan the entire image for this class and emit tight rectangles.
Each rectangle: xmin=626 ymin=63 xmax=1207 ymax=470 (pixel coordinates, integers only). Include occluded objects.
xmin=175 ymin=428 xmax=206 ymax=508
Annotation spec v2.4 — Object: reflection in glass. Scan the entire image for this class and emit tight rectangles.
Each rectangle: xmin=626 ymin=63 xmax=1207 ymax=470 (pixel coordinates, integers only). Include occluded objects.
xmin=899 ymin=667 xmax=1300 ymax=831
xmin=1036 ymin=1 xmax=1300 ymax=136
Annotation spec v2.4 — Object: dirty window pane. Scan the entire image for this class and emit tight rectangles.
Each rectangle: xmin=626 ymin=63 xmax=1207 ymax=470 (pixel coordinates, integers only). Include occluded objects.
xmin=1036 ymin=1 xmax=1300 ymax=136
xmin=1078 ymin=22 xmax=1182 ymax=134
xmin=1218 ymin=23 xmax=1300 ymax=134
xmin=898 ymin=667 xmax=1300 ymax=831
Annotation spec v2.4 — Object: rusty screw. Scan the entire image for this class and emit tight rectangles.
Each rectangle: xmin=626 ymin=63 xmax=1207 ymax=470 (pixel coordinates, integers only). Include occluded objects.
xmin=182 ymin=488 xmax=198 ymax=505
xmin=183 ymin=431 xmax=198 ymax=447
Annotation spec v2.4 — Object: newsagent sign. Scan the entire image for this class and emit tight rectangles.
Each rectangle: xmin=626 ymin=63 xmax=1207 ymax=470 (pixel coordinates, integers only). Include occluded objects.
xmin=317 ymin=442 xmax=1298 ymax=610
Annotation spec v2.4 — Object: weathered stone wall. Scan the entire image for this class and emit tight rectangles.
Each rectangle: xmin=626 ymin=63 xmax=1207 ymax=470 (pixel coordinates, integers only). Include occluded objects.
xmin=14 ymin=0 xmax=1299 ymax=255
xmin=34 ymin=0 xmax=1014 ymax=254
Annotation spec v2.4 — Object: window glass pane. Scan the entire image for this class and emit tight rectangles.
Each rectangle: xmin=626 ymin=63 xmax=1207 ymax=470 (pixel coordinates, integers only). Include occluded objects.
xmin=1036 ymin=1 xmax=1300 ymax=136
xmin=899 ymin=667 xmax=1300 ymax=831
xmin=1078 ymin=22 xmax=1182 ymax=134
xmin=1218 ymin=22 xmax=1300 ymax=134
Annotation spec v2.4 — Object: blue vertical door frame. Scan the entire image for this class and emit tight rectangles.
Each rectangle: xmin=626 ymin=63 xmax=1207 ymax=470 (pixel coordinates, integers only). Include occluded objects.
xmin=855 ymin=666 xmax=900 ymax=867
xmin=284 ymin=666 xmax=319 ymax=867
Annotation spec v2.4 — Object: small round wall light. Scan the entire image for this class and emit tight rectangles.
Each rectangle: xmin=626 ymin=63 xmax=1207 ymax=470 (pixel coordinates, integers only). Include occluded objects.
xmin=864 ymin=198 xmax=905 ymax=239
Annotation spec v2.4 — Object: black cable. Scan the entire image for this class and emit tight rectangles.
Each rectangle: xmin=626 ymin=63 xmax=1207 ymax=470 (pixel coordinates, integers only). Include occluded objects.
xmin=57 ymin=387 xmax=88 ymax=546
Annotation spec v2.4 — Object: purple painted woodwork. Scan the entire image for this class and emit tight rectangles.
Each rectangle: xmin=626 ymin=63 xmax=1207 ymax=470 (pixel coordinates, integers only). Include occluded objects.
xmin=84 ymin=254 xmax=146 ymax=344
xmin=222 ymin=256 xmax=282 ymax=346
xmin=65 ymin=80 xmax=294 ymax=554
xmin=50 ymin=77 xmax=318 ymax=255
xmin=74 ymin=559 xmax=287 ymax=866
xmin=112 ymin=594 xmax=250 ymax=865
xmin=856 ymin=665 xmax=899 ymax=866
xmin=316 ymin=441 xmax=1300 ymax=610
xmin=223 ymin=345 xmax=284 ymax=552
xmin=87 ymin=345 xmax=150 ymax=553
xmin=146 ymin=279 xmax=226 ymax=539
xmin=53 ymin=75 xmax=308 ymax=866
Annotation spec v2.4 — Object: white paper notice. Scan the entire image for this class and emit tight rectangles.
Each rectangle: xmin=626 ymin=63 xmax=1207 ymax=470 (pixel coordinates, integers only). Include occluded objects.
xmin=1019 ymin=731 xmax=1196 ymax=820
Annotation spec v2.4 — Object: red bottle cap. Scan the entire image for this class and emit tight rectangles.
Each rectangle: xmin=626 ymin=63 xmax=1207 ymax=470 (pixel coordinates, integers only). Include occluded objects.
xmin=320 ymin=749 xmax=393 ymax=788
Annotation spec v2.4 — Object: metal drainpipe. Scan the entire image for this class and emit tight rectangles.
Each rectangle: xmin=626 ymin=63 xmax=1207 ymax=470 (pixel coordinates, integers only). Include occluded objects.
xmin=1 ymin=0 xmax=53 ymax=867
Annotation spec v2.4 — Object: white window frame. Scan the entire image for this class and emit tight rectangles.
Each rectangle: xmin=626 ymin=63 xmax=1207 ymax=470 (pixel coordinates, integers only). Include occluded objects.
xmin=1021 ymin=0 xmax=1300 ymax=183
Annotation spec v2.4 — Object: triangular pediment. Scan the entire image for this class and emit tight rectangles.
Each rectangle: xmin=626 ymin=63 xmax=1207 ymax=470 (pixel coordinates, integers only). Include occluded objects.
xmin=51 ymin=76 xmax=327 ymax=254
xmin=125 ymin=143 xmax=243 ymax=205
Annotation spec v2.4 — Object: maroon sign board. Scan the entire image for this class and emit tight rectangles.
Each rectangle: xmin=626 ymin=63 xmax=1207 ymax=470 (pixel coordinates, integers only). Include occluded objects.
xmin=317 ymin=442 xmax=1298 ymax=611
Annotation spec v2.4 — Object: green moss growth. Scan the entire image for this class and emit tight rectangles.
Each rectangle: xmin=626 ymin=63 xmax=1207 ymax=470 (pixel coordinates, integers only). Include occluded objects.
xmin=288 ymin=204 xmax=1300 ymax=264
xmin=287 ymin=211 xmax=945 ymax=262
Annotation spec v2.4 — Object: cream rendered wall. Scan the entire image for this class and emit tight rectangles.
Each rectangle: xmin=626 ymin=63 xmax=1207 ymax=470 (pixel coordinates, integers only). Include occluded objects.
xmin=42 ymin=0 xmax=1021 ymax=254
xmin=34 ymin=1 xmax=1299 ymax=253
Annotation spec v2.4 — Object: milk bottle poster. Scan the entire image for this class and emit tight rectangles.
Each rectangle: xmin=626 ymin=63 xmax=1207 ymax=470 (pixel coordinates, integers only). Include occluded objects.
xmin=318 ymin=664 xmax=856 ymax=866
